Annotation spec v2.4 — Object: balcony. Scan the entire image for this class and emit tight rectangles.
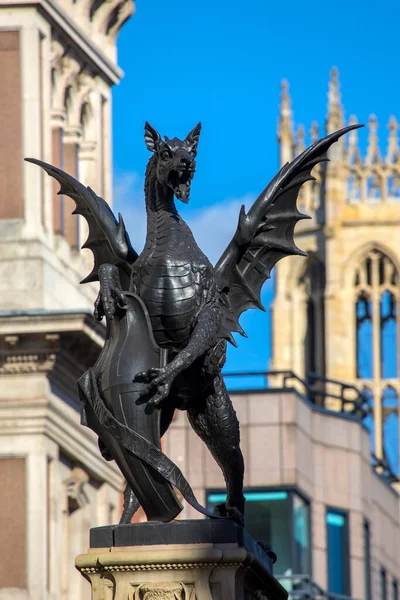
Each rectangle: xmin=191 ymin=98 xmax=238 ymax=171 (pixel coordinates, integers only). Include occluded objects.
xmin=224 ymin=370 xmax=368 ymax=417
xmin=223 ymin=369 xmax=399 ymax=485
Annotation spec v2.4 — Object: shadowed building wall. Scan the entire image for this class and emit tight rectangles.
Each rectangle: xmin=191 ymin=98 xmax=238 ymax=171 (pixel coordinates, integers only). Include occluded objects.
xmin=0 ymin=1 xmax=135 ymax=598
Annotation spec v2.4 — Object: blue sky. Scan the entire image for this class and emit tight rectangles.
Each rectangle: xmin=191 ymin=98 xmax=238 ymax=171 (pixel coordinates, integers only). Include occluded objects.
xmin=112 ymin=0 xmax=400 ymax=376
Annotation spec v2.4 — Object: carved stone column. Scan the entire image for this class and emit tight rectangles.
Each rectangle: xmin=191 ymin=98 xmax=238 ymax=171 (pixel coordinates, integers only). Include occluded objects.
xmin=75 ymin=521 xmax=287 ymax=600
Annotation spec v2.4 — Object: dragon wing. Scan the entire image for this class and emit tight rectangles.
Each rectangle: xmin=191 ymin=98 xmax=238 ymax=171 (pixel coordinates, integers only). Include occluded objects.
xmin=214 ymin=124 xmax=363 ymax=345
xmin=25 ymin=159 xmax=138 ymax=288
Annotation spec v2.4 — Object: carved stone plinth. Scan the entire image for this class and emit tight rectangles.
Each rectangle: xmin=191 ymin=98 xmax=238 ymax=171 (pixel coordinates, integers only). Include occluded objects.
xmin=75 ymin=521 xmax=287 ymax=600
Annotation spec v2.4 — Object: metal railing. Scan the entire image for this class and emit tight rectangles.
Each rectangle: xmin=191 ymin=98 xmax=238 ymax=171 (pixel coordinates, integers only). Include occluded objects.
xmin=223 ymin=369 xmax=369 ymax=419
xmin=276 ymin=574 xmax=359 ymax=600
xmin=223 ymin=369 xmax=399 ymax=484
xmin=371 ymin=453 xmax=399 ymax=484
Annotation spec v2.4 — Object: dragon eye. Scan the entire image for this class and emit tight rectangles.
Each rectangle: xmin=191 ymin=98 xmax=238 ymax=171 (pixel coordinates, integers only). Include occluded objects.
xmin=161 ymin=150 xmax=170 ymax=161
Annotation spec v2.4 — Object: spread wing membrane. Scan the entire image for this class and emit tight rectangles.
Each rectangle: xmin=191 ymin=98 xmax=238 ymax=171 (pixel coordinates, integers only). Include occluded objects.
xmin=25 ymin=159 xmax=138 ymax=287
xmin=214 ymin=124 xmax=363 ymax=344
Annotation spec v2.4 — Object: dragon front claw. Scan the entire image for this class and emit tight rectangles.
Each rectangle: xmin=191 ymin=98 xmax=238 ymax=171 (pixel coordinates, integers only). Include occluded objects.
xmin=134 ymin=352 xmax=192 ymax=407
xmin=134 ymin=366 xmax=175 ymax=407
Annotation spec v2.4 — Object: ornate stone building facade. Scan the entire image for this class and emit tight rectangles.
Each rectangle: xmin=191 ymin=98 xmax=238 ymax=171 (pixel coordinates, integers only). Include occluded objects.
xmin=271 ymin=69 xmax=400 ymax=483
xmin=0 ymin=1 xmax=134 ymax=598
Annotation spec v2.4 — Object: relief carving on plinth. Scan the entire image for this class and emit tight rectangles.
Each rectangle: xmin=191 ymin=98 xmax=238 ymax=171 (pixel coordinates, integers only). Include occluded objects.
xmin=130 ymin=582 xmax=196 ymax=600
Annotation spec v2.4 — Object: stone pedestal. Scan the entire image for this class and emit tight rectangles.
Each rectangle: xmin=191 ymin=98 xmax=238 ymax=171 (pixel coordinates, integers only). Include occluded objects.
xmin=75 ymin=520 xmax=287 ymax=600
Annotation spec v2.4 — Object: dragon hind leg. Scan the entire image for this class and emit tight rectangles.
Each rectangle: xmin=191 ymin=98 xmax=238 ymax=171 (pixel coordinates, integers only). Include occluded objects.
xmin=119 ymin=483 xmax=141 ymax=524
xmin=187 ymin=374 xmax=245 ymax=523
xmin=118 ymin=399 xmax=177 ymax=524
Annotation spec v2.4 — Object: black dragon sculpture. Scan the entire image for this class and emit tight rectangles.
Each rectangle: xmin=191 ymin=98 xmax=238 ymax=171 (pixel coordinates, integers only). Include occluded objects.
xmin=26 ymin=121 xmax=361 ymax=525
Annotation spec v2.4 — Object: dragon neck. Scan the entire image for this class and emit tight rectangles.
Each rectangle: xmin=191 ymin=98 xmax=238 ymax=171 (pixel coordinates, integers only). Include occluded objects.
xmin=144 ymin=155 xmax=178 ymax=216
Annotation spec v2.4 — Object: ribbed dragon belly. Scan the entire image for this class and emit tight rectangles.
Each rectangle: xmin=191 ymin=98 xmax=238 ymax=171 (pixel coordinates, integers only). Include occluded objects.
xmin=137 ymin=262 xmax=202 ymax=349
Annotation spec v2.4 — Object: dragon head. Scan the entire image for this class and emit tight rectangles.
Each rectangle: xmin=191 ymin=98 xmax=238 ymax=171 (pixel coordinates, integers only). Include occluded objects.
xmin=144 ymin=122 xmax=201 ymax=203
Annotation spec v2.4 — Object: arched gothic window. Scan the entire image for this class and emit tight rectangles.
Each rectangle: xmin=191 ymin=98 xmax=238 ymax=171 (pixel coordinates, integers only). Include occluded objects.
xmin=354 ymin=249 xmax=399 ymax=380
xmin=354 ymin=249 xmax=400 ymax=477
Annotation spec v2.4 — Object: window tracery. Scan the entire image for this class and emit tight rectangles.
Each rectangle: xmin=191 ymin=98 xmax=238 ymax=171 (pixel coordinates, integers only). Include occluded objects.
xmin=354 ymin=249 xmax=399 ymax=379
xmin=354 ymin=248 xmax=399 ymax=476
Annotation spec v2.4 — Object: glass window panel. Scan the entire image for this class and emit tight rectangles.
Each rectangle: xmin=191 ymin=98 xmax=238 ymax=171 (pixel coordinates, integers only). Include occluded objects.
xmin=364 ymin=520 xmax=372 ymax=600
xmin=293 ymin=493 xmax=310 ymax=575
xmin=207 ymin=490 xmax=292 ymax=575
xmin=356 ymin=296 xmax=373 ymax=379
xmin=380 ymin=291 xmax=398 ymax=379
xmin=393 ymin=579 xmax=398 ymax=600
xmin=326 ymin=508 xmax=350 ymax=595
xmin=381 ymin=567 xmax=387 ymax=600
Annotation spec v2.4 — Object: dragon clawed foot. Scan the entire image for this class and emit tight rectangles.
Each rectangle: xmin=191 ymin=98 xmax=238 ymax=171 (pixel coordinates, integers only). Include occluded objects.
xmin=134 ymin=351 xmax=192 ymax=408
xmin=213 ymin=502 xmax=244 ymax=526
xmin=94 ymin=264 xmax=127 ymax=321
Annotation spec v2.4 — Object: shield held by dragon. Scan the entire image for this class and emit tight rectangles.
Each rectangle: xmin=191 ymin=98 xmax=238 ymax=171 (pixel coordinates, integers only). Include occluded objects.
xmin=25 ymin=121 xmax=362 ymax=524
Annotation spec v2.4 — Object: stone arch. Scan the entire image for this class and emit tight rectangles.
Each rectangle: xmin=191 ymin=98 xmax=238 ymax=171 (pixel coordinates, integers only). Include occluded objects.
xmin=64 ymin=83 xmax=82 ymax=128
xmin=351 ymin=245 xmax=399 ymax=381
xmin=92 ymin=0 xmax=121 ymax=34
xmin=342 ymin=241 xmax=400 ymax=290
xmin=106 ymin=0 xmax=135 ymax=42
xmin=80 ymin=99 xmax=95 ymax=142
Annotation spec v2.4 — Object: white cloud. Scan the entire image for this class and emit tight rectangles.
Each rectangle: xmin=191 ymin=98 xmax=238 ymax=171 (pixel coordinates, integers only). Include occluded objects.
xmin=113 ymin=171 xmax=255 ymax=265
xmin=113 ymin=171 xmax=147 ymax=249
xmin=188 ymin=195 xmax=254 ymax=264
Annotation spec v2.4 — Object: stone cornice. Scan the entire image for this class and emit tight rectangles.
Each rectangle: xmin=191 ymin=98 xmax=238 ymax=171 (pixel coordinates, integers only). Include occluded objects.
xmin=0 ymin=0 xmax=124 ymax=84
xmin=0 ymin=311 xmax=121 ymax=488
xmin=0 ymin=310 xmax=105 ymax=344
xmin=0 ymin=310 xmax=105 ymax=396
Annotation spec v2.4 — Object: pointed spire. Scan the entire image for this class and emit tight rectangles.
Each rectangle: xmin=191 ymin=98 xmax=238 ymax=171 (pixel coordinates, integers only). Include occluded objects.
xmin=278 ymin=79 xmax=294 ymax=165
xmin=386 ymin=116 xmax=399 ymax=165
xmin=366 ymin=114 xmax=381 ymax=166
xmin=310 ymin=121 xmax=319 ymax=144
xmin=278 ymin=80 xmax=293 ymax=137
xmin=346 ymin=115 xmax=362 ymax=166
xmin=295 ymin=124 xmax=305 ymax=155
xmin=326 ymin=67 xmax=344 ymax=134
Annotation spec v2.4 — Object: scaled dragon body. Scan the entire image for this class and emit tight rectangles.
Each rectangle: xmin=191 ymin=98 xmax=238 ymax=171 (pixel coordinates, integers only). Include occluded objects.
xmin=26 ymin=121 xmax=361 ymax=524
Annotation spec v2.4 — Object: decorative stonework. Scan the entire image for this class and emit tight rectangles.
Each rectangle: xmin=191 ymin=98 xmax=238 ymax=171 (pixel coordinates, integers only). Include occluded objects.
xmin=64 ymin=466 xmax=90 ymax=513
xmin=130 ymin=582 xmax=196 ymax=600
xmin=76 ymin=542 xmax=287 ymax=600
xmin=80 ymin=562 xmax=220 ymax=573
xmin=0 ymin=352 xmax=56 ymax=375
xmin=272 ymin=67 xmax=400 ymax=485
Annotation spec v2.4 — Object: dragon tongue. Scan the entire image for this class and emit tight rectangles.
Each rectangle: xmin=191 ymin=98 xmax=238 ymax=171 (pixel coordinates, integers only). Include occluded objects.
xmin=179 ymin=183 xmax=189 ymax=203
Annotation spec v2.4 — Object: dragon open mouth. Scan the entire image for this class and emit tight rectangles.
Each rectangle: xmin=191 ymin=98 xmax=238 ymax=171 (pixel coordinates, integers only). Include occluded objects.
xmin=168 ymin=169 xmax=194 ymax=203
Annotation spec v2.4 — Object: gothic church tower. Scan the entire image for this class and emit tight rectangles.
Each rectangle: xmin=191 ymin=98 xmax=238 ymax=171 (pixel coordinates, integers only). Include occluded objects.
xmin=271 ymin=69 xmax=400 ymax=479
